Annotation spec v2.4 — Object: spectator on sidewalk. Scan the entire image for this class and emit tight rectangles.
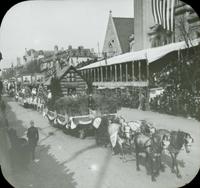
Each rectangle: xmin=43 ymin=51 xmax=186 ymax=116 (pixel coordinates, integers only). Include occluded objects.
xmin=0 ymin=78 xmax=3 ymax=101
xmin=27 ymin=120 xmax=39 ymax=161
xmin=88 ymin=94 xmax=95 ymax=111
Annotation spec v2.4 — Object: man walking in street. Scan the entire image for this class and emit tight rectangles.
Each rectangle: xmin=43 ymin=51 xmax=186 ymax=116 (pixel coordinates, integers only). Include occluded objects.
xmin=27 ymin=120 xmax=39 ymax=161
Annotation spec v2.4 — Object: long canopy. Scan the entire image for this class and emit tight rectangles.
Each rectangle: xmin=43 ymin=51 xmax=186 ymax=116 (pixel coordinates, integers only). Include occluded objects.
xmin=79 ymin=38 xmax=200 ymax=70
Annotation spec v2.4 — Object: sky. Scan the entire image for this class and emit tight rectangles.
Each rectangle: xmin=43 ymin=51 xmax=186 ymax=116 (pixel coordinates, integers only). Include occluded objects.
xmin=0 ymin=0 xmax=133 ymax=69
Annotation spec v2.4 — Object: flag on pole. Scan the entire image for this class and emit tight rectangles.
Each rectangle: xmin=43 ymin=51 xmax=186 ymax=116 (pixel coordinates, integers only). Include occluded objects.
xmin=151 ymin=0 xmax=176 ymax=32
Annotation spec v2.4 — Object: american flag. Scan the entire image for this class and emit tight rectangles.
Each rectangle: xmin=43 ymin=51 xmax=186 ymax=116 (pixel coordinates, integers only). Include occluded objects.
xmin=151 ymin=0 xmax=177 ymax=32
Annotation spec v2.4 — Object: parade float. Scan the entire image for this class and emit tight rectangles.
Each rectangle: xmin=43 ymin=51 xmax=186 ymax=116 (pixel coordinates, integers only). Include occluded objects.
xmin=45 ymin=94 xmax=120 ymax=139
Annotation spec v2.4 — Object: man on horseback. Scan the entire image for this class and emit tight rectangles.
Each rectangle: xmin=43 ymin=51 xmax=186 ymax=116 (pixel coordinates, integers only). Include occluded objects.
xmin=27 ymin=120 xmax=39 ymax=161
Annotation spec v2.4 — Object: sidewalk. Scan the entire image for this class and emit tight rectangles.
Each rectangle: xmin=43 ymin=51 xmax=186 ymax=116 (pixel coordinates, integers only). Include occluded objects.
xmin=0 ymin=127 xmax=16 ymax=187
xmin=0 ymin=98 xmax=77 ymax=188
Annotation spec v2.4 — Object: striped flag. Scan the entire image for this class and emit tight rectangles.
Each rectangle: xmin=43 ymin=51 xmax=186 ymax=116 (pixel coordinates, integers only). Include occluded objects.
xmin=152 ymin=0 xmax=176 ymax=32
xmin=37 ymin=84 xmax=48 ymax=102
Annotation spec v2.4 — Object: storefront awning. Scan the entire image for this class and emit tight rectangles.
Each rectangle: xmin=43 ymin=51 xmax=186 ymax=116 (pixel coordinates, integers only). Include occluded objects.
xmin=79 ymin=38 xmax=200 ymax=70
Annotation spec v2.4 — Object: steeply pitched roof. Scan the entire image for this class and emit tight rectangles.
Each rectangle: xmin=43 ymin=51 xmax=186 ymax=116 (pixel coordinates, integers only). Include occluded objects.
xmin=57 ymin=65 xmax=82 ymax=80
xmin=112 ymin=17 xmax=134 ymax=53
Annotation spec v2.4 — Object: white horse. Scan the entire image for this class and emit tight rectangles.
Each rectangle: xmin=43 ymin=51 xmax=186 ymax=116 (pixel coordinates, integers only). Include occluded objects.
xmin=108 ymin=116 xmax=157 ymax=162
xmin=107 ymin=116 xmax=134 ymax=162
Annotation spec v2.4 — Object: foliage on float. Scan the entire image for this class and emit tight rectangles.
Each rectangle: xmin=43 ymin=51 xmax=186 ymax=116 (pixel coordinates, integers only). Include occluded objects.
xmin=55 ymin=94 xmax=121 ymax=116
xmin=55 ymin=95 xmax=88 ymax=116
xmin=92 ymin=94 xmax=121 ymax=114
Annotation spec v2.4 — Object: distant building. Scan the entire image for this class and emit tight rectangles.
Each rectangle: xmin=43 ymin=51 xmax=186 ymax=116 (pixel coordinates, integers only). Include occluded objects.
xmin=133 ymin=0 xmax=155 ymax=51
xmin=23 ymin=49 xmax=46 ymax=63
xmin=40 ymin=45 xmax=96 ymax=83
xmin=102 ymin=11 xmax=134 ymax=57
xmin=78 ymin=0 xmax=200 ymax=111
xmin=67 ymin=45 xmax=96 ymax=66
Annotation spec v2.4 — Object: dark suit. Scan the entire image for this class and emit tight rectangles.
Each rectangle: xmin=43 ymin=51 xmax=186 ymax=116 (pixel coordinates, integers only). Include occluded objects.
xmin=27 ymin=126 xmax=39 ymax=160
xmin=0 ymin=80 xmax=3 ymax=100
xmin=88 ymin=96 xmax=95 ymax=110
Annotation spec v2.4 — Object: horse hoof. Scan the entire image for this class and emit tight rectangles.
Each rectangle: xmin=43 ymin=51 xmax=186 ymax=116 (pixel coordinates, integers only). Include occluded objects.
xmin=160 ymin=166 xmax=165 ymax=172
xmin=177 ymin=174 xmax=182 ymax=179
xmin=171 ymin=169 xmax=176 ymax=174
xmin=161 ymin=168 xmax=165 ymax=172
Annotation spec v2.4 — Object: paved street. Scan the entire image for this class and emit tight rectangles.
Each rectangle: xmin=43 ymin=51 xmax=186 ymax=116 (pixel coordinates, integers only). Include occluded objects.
xmin=1 ymin=97 xmax=200 ymax=188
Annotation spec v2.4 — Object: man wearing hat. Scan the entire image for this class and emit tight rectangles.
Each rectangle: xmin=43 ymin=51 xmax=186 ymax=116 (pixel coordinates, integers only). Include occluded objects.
xmin=88 ymin=94 xmax=95 ymax=110
xmin=27 ymin=120 xmax=39 ymax=161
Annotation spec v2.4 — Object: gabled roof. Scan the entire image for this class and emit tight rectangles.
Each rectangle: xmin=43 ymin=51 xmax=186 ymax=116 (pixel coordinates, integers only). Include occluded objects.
xmin=44 ymin=65 xmax=85 ymax=85
xmin=58 ymin=65 xmax=82 ymax=80
xmin=112 ymin=17 xmax=134 ymax=53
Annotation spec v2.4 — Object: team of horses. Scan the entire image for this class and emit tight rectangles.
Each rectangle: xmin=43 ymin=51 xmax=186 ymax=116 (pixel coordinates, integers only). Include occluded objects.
xmin=42 ymin=109 xmax=194 ymax=182
xmin=101 ymin=116 xmax=194 ymax=181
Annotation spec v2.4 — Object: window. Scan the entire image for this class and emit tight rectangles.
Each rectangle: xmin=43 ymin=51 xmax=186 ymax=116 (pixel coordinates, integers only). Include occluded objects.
xmin=68 ymin=88 xmax=76 ymax=95
xmin=65 ymin=72 xmax=76 ymax=82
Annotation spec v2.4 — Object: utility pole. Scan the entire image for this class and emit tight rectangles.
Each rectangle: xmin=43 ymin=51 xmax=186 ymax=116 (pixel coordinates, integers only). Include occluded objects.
xmin=97 ymin=42 xmax=100 ymax=59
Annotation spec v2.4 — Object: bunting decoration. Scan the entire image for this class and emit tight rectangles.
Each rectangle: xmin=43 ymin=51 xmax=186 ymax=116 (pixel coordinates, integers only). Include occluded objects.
xmin=46 ymin=110 xmax=57 ymax=122
xmin=55 ymin=114 xmax=69 ymax=127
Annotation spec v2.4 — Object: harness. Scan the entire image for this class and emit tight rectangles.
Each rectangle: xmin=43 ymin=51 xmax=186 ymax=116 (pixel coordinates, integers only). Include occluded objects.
xmin=168 ymin=131 xmax=186 ymax=154
xmin=150 ymin=136 xmax=162 ymax=155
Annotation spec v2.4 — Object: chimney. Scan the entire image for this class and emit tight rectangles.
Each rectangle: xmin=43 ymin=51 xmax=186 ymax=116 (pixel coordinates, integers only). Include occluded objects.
xmin=54 ymin=45 xmax=59 ymax=54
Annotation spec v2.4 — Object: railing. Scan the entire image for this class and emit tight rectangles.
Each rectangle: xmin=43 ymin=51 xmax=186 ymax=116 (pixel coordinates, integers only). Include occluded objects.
xmin=93 ymin=81 xmax=149 ymax=88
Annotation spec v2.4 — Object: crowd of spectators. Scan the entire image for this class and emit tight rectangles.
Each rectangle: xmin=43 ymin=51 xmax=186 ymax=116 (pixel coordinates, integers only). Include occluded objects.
xmin=96 ymin=88 xmax=146 ymax=110
xmin=150 ymin=86 xmax=200 ymax=120
xmin=149 ymin=58 xmax=200 ymax=121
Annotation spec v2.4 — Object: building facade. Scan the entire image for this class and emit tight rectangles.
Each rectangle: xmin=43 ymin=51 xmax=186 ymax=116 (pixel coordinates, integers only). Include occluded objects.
xmin=40 ymin=45 xmax=97 ymax=84
xmin=78 ymin=0 xmax=200 ymax=110
xmin=132 ymin=0 xmax=155 ymax=51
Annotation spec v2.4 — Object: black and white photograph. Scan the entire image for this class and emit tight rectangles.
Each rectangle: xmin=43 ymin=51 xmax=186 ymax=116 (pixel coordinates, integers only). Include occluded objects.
xmin=0 ymin=0 xmax=200 ymax=187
